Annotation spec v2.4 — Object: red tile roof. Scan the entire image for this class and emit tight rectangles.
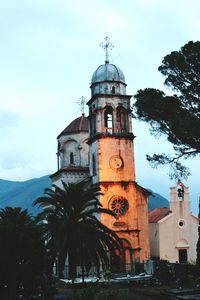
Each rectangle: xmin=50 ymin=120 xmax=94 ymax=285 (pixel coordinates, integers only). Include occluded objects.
xmin=149 ymin=208 xmax=171 ymax=223
xmin=58 ymin=115 xmax=89 ymax=137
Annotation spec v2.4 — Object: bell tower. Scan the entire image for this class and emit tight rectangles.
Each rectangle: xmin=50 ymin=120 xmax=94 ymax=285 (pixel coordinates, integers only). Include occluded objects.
xmin=87 ymin=37 xmax=150 ymax=264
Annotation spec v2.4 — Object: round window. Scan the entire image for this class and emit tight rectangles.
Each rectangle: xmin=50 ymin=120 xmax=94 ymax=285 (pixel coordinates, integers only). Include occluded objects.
xmin=109 ymin=196 xmax=129 ymax=216
xmin=178 ymin=220 xmax=185 ymax=228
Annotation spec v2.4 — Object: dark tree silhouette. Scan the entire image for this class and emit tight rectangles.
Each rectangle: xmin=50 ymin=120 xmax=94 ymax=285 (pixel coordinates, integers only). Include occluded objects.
xmin=0 ymin=207 xmax=47 ymax=300
xmin=133 ymin=41 xmax=200 ymax=180
xmin=34 ymin=181 xmax=122 ymax=282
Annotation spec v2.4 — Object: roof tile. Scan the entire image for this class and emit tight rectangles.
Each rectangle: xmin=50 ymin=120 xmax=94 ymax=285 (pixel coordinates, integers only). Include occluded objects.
xmin=149 ymin=207 xmax=171 ymax=223
xmin=58 ymin=115 xmax=89 ymax=137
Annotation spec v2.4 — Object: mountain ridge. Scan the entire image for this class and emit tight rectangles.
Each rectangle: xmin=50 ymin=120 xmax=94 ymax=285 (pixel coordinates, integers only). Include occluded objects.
xmin=0 ymin=175 xmax=169 ymax=215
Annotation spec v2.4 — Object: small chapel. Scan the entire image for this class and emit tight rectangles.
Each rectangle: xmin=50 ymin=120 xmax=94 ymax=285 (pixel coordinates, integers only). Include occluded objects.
xmin=149 ymin=181 xmax=199 ymax=263
xmin=51 ymin=37 xmax=150 ymax=265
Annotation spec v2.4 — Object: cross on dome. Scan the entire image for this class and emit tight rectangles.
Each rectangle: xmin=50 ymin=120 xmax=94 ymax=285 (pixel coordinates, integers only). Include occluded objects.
xmin=100 ymin=36 xmax=114 ymax=64
xmin=77 ymin=96 xmax=86 ymax=115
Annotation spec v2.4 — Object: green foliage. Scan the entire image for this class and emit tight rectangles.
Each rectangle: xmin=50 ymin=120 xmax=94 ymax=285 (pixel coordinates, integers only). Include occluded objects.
xmin=133 ymin=41 xmax=200 ymax=180
xmin=155 ymin=260 xmax=195 ymax=286
xmin=71 ymin=285 xmax=99 ymax=300
xmin=71 ymin=286 xmax=128 ymax=300
xmin=96 ymin=288 xmax=120 ymax=300
xmin=154 ymin=260 xmax=175 ymax=284
xmin=34 ymin=181 xmax=122 ymax=281
xmin=173 ymin=263 xmax=191 ymax=286
xmin=95 ymin=287 xmax=149 ymax=300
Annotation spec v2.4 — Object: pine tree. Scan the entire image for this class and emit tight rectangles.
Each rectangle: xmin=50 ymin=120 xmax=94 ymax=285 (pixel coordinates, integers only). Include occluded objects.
xmin=133 ymin=41 xmax=200 ymax=180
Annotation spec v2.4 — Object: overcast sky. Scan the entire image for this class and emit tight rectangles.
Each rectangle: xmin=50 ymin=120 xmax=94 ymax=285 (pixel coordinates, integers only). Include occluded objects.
xmin=0 ymin=0 xmax=200 ymax=213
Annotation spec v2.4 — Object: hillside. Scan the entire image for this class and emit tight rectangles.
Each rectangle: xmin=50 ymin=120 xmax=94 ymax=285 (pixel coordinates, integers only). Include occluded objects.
xmin=0 ymin=175 xmax=51 ymax=215
xmin=148 ymin=191 xmax=169 ymax=211
xmin=0 ymin=175 xmax=169 ymax=215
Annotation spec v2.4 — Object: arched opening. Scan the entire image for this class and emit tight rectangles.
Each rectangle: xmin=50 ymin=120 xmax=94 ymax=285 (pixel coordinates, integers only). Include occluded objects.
xmin=177 ymin=184 xmax=184 ymax=200
xmin=81 ymin=138 xmax=89 ymax=166
xmin=92 ymin=114 xmax=96 ymax=134
xmin=116 ymin=106 xmax=127 ymax=133
xmin=70 ymin=152 xmax=74 ymax=164
xmin=89 ymin=107 xmax=96 ymax=135
xmin=111 ymin=86 xmax=115 ymax=94
xmin=89 ymin=107 xmax=92 ymax=133
xmin=121 ymin=239 xmax=132 ymax=272
xmin=61 ymin=139 xmax=79 ymax=168
xmin=92 ymin=153 xmax=96 ymax=176
xmin=104 ymin=106 xmax=113 ymax=133
xmin=111 ymin=239 xmax=132 ymax=273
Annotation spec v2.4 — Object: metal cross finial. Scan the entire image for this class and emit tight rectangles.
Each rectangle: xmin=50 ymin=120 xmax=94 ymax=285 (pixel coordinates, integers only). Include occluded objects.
xmin=77 ymin=96 xmax=86 ymax=115
xmin=100 ymin=36 xmax=114 ymax=64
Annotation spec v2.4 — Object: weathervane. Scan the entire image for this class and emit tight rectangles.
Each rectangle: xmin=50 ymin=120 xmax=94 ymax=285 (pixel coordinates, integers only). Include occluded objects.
xmin=100 ymin=36 xmax=114 ymax=63
xmin=77 ymin=96 xmax=86 ymax=115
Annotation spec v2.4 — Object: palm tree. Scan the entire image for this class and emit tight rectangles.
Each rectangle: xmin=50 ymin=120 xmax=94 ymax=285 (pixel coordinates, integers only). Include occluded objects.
xmin=34 ymin=181 xmax=122 ymax=281
xmin=0 ymin=207 xmax=47 ymax=300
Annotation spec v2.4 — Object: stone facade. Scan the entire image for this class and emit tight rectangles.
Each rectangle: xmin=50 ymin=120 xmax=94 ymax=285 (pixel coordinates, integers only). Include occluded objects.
xmin=51 ymin=117 xmax=89 ymax=186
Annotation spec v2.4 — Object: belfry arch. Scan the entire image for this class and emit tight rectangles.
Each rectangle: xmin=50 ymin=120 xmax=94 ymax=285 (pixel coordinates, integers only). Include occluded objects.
xmin=104 ymin=105 xmax=113 ymax=133
xmin=116 ymin=106 xmax=127 ymax=133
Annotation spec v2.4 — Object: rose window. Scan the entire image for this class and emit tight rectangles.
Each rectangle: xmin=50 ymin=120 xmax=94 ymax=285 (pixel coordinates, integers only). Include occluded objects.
xmin=110 ymin=197 xmax=129 ymax=216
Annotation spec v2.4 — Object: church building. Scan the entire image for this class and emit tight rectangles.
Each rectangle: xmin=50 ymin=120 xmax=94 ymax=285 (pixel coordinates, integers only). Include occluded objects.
xmin=149 ymin=181 xmax=199 ymax=263
xmin=51 ymin=38 xmax=150 ymax=265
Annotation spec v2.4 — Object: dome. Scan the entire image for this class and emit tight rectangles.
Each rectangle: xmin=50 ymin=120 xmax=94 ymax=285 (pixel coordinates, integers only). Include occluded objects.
xmin=91 ymin=62 xmax=125 ymax=84
xmin=57 ymin=115 xmax=89 ymax=138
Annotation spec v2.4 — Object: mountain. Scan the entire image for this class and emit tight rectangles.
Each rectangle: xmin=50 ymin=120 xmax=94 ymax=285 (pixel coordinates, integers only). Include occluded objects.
xmin=0 ymin=175 xmax=51 ymax=215
xmin=0 ymin=175 xmax=169 ymax=215
xmin=148 ymin=191 xmax=169 ymax=211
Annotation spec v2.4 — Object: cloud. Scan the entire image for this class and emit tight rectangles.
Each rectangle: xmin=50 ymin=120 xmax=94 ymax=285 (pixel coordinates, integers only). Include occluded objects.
xmin=0 ymin=111 xmax=20 ymax=135
xmin=0 ymin=150 xmax=30 ymax=170
xmin=0 ymin=0 xmax=199 ymax=215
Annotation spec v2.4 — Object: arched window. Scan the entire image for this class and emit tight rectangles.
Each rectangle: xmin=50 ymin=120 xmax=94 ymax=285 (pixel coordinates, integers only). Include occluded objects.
xmin=61 ymin=140 xmax=78 ymax=168
xmin=104 ymin=106 xmax=113 ymax=133
xmin=177 ymin=184 xmax=184 ymax=200
xmin=89 ymin=107 xmax=96 ymax=135
xmin=92 ymin=154 xmax=96 ymax=175
xmin=70 ymin=152 xmax=74 ymax=164
xmin=92 ymin=114 xmax=96 ymax=133
xmin=111 ymin=86 xmax=115 ymax=94
xmin=116 ymin=106 xmax=126 ymax=133
xmin=89 ymin=108 xmax=92 ymax=133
